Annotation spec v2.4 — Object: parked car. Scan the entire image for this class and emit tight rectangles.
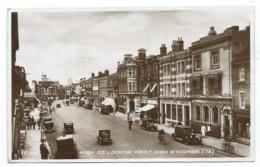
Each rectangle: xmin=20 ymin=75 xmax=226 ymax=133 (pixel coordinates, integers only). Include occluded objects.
xmin=141 ymin=118 xmax=157 ymax=131
xmin=43 ymin=121 xmax=55 ymax=133
xmin=54 ymin=135 xmax=78 ymax=159
xmin=56 ymin=103 xmax=61 ymax=108
xmin=40 ymin=110 xmax=48 ymax=117
xmin=43 ymin=116 xmax=52 ymax=123
xmin=100 ymin=105 xmax=112 ymax=115
xmin=63 ymin=122 xmax=75 ymax=134
xmin=96 ymin=129 xmax=112 ymax=145
xmin=85 ymin=104 xmax=93 ymax=110
xmin=172 ymin=125 xmax=201 ymax=145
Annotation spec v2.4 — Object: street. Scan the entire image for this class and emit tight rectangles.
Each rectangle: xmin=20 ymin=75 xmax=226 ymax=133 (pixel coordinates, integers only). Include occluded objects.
xmin=44 ymin=101 xmax=238 ymax=159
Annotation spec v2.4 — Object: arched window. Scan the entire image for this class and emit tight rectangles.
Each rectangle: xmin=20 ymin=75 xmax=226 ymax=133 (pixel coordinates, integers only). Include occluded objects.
xmin=196 ymin=105 xmax=201 ymax=121
xmin=204 ymin=106 xmax=209 ymax=122
xmin=212 ymin=107 xmax=219 ymax=123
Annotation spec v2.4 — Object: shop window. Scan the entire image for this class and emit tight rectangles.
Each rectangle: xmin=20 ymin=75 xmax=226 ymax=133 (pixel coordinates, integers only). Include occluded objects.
xmin=178 ymin=105 xmax=183 ymax=122
xmin=196 ymin=105 xmax=201 ymax=121
xmin=203 ymin=106 xmax=209 ymax=122
xmin=172 ymin=104 xmax=176 ymax=120
xmin=212 ymin=107 xmax=219 ymax=123
xmin=166 ymin=104 xmax=171 ymax=119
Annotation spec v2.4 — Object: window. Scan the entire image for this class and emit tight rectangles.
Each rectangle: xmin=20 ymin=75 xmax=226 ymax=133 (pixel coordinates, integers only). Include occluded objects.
xmin=172 ymin=105 xmax=176 ymax=120
xmin=166 ymin=104 xmax=171 ymax=119
xmin=128 ymin=82 xmax=132 ymax=91
xmin=212 ymin=107 xmax=219 ymax=123
xmin=239 ymin=67 xmax=245 ymax=82
xmin=203 ymin=106 xmax=209 ymax=122
xmin=194 ymin=55 xmax=201 ymax=70
xmin=182 ymin=83 xmax=186 ymax=96
xmin=133 ymin=82 xmax=136 ymax=91
xmin=181 ymin=61 xmax=186 ymax=74
xmin=196 ymin=106 xmax=201 ymax=121
xmin=192 ymin=76 xmax=203 ymax=95
xmin=208 ymin=75 xmax=221 ymax=95
xmin=239 ymin=91 xmax=246 ymax=109
xmin=178 ymin=105 xmax=183 ymax=121
xmin=128 ymin=68 xmax=132 ymax=77
xmin=211 ymin=50 xmax=220 ymax=68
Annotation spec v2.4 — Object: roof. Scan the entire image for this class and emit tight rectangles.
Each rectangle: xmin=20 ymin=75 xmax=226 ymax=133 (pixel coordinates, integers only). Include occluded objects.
xmin=56 ymin=134 xmax=73 ymax=141
xmin=44 ymin=120 xmax=54 ymax=124
xmin=64 ymin=121 xmax=73 ymax=125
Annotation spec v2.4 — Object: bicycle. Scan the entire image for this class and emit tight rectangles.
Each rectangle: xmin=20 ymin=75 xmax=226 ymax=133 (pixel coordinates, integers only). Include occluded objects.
xmin=222 ymin=141 xmax=235 ymax=154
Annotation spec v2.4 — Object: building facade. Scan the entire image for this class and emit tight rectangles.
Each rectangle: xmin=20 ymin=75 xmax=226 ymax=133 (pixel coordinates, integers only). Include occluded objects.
xmin=231 ymin=26 xmax=250 ymax=143
xmin=117 ymin=54 xmax=139 ymax=115
xmin=190 ymin=26 xmax=247 ymax=139
xmin=37 ymin=74 xmax=59 ymax=101
xmin=159 ymin=38 xmax=192 ymax=126
xmin=137 ymin=48 xmax=160 ymax=121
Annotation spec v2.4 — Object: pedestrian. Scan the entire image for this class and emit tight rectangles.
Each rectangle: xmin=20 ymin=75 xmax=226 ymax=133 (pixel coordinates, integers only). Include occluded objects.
xmin=40 ymin=141 xmax=49 ymax=159
xmin=28 ymin=117 xmax=32 ymax=130
xmin=128 ymin=118 xmax=133 ymax=130
xmin=37 ymin=119 xmax=41 ymax=129
xmin=32 ymin=119 xmax=36 ymax=130
xmin=26 ymin=120 xmax=30 ymax=130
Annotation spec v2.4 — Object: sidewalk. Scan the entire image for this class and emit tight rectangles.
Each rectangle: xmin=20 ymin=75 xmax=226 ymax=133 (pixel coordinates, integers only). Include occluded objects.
xmin=110 ymin=111 xmax=128 ymax=121
xmin=22 ymin=130 xmax=50 ymax=160
xmin=201 ymin=136 xmax=250 ymax=157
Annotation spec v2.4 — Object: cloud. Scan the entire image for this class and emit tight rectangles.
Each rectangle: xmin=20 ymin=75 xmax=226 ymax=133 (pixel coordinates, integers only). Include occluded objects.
xmin=16 ymin=8 xmax=251 ymax=85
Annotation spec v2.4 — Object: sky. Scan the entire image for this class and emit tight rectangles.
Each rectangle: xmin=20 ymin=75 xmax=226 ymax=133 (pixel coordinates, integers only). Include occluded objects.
xmin=16 ymin=7 xmax=252 ymax=86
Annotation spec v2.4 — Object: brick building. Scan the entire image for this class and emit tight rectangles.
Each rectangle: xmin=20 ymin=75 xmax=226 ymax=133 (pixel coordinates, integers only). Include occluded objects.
xmin=159 ymin=38 xmax=192 ymax=126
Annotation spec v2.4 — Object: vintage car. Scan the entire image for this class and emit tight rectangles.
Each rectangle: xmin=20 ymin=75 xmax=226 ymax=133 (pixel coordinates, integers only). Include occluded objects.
xmin=56 ymin=103 xmax=61 ymax=108
xmin=140 ymin=118 xmax=158 ymax=131
xmin=43 ymin=121 xmax=55 ymax=133
xmin=40 ymin=110 xmax=48 ymax=117
xmin=96 ymin=129 xmax=112 ymax=145
xmin=100 ymin=105 xmax=112 ymax=115
xmin=54 ymin=135 xmax=78 ymax=159
xmin=43 ymin=116 xmax=52 ymax=123
xmin=172 ymin=125 xmax=202 ymax=145
xmin=63 ymin=122 xmax=75 ymax=134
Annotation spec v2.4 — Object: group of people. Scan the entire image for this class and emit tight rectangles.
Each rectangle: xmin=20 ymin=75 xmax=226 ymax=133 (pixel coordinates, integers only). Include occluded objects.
xmin=26 ymin=116 xmax=37 ymax=130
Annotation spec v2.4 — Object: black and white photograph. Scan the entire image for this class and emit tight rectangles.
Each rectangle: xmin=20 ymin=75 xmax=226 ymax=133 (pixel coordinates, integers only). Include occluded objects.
xmin=9 ymin=7 xmax=253 ymax=162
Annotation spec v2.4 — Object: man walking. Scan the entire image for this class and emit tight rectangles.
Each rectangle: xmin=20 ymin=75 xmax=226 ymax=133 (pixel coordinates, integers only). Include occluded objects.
xmin=128 ymin=118 xmax=133 ymax=130
xmin=40 ymin=141 xmax=49 ymax=159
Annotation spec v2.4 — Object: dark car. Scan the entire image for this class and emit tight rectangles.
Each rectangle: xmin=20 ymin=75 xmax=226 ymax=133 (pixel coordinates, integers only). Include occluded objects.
xmin=43 ymin=121 xmax=55 ymax=133
xmin=54 ymin=135 xmax=78 ymax=159
xmin=56 ymin=103 xmax=61 ymax=108
xmin=100 ymin=105 xmax=112 ymax=115
xmin=141 ymin=118 xmax=157 ymax=131
xmin=43 ymin=116 xmax=52 ymax=123
xmin=63 ymin=122 xmax=75 ymax=134
xmin=86 ymin=104 xmax=93 ymax=110
xmin=173 ymin=125 xmax=201 ymax=145
xmin=96 ymin=129 xmax=112 ymax=145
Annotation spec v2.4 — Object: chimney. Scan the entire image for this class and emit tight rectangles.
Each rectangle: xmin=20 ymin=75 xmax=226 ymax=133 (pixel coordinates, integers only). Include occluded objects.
xmin=160 ymin=44 xmax=167 ymax=56
xmin=208 ymin=26 xmax=217 ymax=36
xmin=98 ymin=71 xmax=102 ymax=77
xmin=177 ymin=37 xmax=184 ymax=51
xmin=91 ymin=73 xmax=95 ymax=78
xmin=105 ymin=69 xmax=109 ymax=76
xmin=138 ymin=48 xmax=146 ymax=60
xmin=172 ymin=40 xmax=179 ymax=53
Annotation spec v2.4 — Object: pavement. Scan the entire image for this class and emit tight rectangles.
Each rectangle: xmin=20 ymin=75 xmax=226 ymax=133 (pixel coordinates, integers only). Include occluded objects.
xmin=22 ymin=108 xmax=51 ymax=160
xmin=40 ymin=101 xmax=238 ymax=159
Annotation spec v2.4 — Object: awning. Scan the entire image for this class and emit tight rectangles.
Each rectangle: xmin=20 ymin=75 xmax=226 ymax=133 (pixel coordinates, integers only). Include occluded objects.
xmin=143 ymin=84 xmax=149 ymax=93
xmin=101 ymin=98 xmax=116 ymax=109
xmin=139 ymin=104 xmax=155 ymax=112
xmin=150 ymin=83 xmax=157 ymax=93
